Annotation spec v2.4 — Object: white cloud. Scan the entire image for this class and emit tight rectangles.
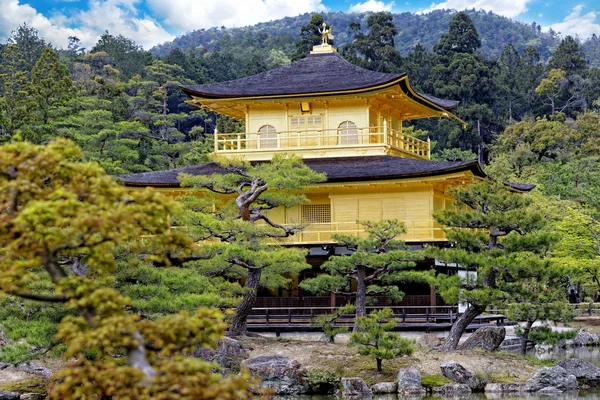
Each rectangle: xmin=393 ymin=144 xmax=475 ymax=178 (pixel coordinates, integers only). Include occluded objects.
xmin=421 ymin=0 xmax=532 ymax=18
xmin=0 ymin=0 xmax=173 ymax=49
xmin=146 ymin=0 xmax=327 ymax=33
xmin=348 ymin=0 xmax=395 ymax=13
xmin=548 ymin=4 xmax=600 ymax=38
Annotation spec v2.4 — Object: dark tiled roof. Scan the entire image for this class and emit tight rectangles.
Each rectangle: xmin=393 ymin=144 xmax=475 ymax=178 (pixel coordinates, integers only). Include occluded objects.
xmin=181 ymin=53 xmax=458 ymax=110
xmin=505 ymin=182 xmax=536 ymax=192
xmin=119 ymin=156 xmax=485 ymax=187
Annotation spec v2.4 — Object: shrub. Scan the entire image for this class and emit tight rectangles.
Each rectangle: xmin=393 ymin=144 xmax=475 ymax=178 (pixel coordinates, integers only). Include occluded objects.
xmin=515 ymin=325 xmax=577 ymax=345
xmin=304 ymin=367 xmax=340 ymax=394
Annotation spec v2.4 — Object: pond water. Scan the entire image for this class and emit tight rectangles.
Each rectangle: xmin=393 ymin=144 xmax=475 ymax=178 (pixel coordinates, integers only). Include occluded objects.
xmin=276 ymin=393 xmax=600 ymax=399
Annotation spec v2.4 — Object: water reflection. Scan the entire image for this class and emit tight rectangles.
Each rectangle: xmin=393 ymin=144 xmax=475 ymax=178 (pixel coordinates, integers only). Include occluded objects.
xmin=277 ymin=392 xmax=600 ymax=399
xmin=533 ymin=345 xmax=600 ymax=366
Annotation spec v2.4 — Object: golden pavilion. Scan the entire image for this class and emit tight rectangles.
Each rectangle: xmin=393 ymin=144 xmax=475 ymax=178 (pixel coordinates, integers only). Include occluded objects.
xmin=121 ymin=42 xmax=529 ymax=309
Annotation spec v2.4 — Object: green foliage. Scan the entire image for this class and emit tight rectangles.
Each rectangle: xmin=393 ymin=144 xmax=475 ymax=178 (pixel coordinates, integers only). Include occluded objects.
xmin=300 ymin=220 xmax=425 ymax=323
xmin=312 ymin=305 xmax=356 ymax=342
xmin=349 ymin=308 xmax=414 ymax=372
xmin=304 ymin=367 xmax=341 ymax=394
xmin=515 ymin=325 xmax=578 ymax=345
xmin=421 ymin=374 xmax=452 ymax=389
xmin=0 ymin=139 xmax=255 ymax=398
xmin=434 ymin=11 xmax=481 ymax=56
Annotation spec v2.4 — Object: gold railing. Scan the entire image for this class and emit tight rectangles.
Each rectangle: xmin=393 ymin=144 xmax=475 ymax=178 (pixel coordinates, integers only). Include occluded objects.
xmin=214 ymin=126 xmax=430 ymax=159
xmin=282 ymin=221 xmax=445 ymax=244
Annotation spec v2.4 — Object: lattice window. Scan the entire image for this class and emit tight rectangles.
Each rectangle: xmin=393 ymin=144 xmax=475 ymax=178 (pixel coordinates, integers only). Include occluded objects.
xmin=258 ymin=124 xmax=277 ymax=148
xmin=290 ymin=116 xmax=322 ymax=131
xmin=301 ymin=204 xmax=331 ymax=224
xmin=338 ymin=120 xmax=358 ymax=144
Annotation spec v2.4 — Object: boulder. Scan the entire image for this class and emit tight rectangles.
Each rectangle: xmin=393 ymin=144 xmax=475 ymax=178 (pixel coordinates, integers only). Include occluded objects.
xmin=418 ymin=333 xmax=443 ymax=349
xmin=557 ymin=358 xmax=600 ymax=381
xmin=0 ymin=393 xmax=20 ymax=400
xmin=19 ymin=395 xmax=45 ymax=400
xmin=341 ymin=377 xmax=372 ymax=398
xmin=397 ymin=368 xmax=426 ymax=395
xmin=242 ymin=355 xmax=309 ymax=395
xmin=16 ymin=362 xmax=52 ymax=378
xmin=192 ymin=337 xmax=248 ymax=372
xmin=485 ymin=382 xmax=527 ymax=393
xmin=458 ymin=327 xmax=505 ymax=352
xmin=432 ymin=383 xmax=472 ymax=396
xmin=371 ymin=382 xmax=396 ymax=394
xmin=525 ymin=366 xmax=579 ymax=393
xmin=440 ymin=361 xmax=486 ymax=391
xmin=572 ymin=331 xmax=599 ymax=347
xmin=0 ymin=329 xmax=11 ymax=347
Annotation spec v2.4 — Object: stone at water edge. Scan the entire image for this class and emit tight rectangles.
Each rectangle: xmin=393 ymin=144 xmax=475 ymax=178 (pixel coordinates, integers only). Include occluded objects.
xmin=432 ymin=383 xmax=472 ymax=395
xmin=397 ymin=367 xmax=426 ymax=395
xmin=0 ymin=393 xmax=20 ymax=400
xmin=19 ymin=394 xmax=45 ymax=400
xmin=525 ymin=365 xmax=579 ymax=393
xmin=341 ymin=377 xmax=372 ymax=398
xmin=15 ymin=362 xmax=52 ymax=378
xmin=557 ymin=358 xmax=600 ymax=380
xmin=192 ymin=337 xmax=248 ymax=372
xmin=485 ymin=382 xmax=527 ymax=393
xmin=440 ymin=360 xmax=486 ymax=391
xmin=370 ymin=382 xmax=397 ymax=394
xmin=458 ymin=326 xmax=505 ymax=351
xmin=242 ymin=355 xmax=310 ymax=395
xmin=572 ymin=331 xmax=599 ymax=346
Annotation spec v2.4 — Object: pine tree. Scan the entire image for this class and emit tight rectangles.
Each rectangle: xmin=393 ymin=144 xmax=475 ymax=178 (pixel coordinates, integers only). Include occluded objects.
xmin=432 ymin=181 xmax=552 ymax=351
xmin=548 ymin=36 xmax=588 ymax=75
xmin=0 ymin=139 xmax=254 ymax=398
xmin=300 ymin=220 xmax=424 ymax=327
xmin=434 ymin=11 xmax=481 ymax=56
xmin=179 ymin=154 xmax=326 ymax=336
xmin=292 ymin=13 xmax=327 ymax=61
xmin=30 ymin=48 xmax=75 ymax=124
xmin=349 ymin=308 xmax=414 ymax=372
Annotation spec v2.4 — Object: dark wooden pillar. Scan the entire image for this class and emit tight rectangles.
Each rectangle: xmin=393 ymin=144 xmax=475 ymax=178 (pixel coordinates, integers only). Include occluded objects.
xmin=430 ymin=285 xmax=437 ymax=310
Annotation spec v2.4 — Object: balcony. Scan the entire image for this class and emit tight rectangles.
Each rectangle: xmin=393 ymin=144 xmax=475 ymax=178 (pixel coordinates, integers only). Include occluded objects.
xmin=214 ymin=126 xmax=430 ymax=160
xmin=283 ymin=221 xmax=445 ymax=245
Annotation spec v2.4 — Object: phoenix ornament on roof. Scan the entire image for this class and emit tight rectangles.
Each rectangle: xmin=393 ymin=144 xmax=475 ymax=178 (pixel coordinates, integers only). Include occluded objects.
xmin=319 ymin=22 xmax=334 ymax=45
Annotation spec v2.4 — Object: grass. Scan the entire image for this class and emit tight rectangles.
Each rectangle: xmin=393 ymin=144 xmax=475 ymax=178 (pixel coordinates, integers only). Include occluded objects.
xmin=0 ymin=376 xmax=47 ymax=394
xmin=321 ymin=354 xmax=416 ymax=386
xmin=421 ymin=374 xmax=451 ymax=389
xmin=492 ymin=351 xmax=558 ymax=367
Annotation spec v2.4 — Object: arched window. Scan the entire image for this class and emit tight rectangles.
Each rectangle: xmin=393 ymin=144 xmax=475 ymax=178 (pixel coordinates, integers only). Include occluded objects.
xmin=259 ymin=125 xmax=277 ymax=149
xmin=338 ymin=121 xmax=358 ymax=144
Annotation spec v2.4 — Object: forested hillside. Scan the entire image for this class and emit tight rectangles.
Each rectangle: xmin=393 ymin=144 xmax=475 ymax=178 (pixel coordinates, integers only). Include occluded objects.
xmin=151 ymin=10 xmax=565 ymax=62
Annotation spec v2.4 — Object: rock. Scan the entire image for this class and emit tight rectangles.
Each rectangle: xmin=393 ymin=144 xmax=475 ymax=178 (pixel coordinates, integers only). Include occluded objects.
xmin=341 ymin=377 xmax=372 ymax=398
xmin=0 ymin=393 xmax=20 ymax=400
xmin=192 ymin=337 xmax=248 ymax=372
xmin=458 ymin=327 xmax=505 ymax=352
xmin=525 ymin=366 xmax=579 ymax=393
xmin=572 ymin=331 xmax=599 ymax=346
xmin=0 ymin=329 xmax=11 ymax=347
xmin=397 ymin=367 xmax=426 ymax=395
xmin=432 ymin=383 xmax=472 ymax=396
xmin=16 ymin=362 xmax=52 ymax=378
xmin=440 ymin=361 xmax=486 ymax=392
xmin=485 ymin=382 xmax=527 ymax=393
xmin=242 ymin=355 xmax=309 ymax=395
xmin=19 ymin=395 xmax=45 ymax=400
xmin=0 ymin=362 xmax=9 ymax=370
xmin=557 ymin=358 xmax=600 ymax=382
xmin=371 ymin=382 xmax=397 ymax=394
xmin=418 ymin=333 xmax=443 ymax=349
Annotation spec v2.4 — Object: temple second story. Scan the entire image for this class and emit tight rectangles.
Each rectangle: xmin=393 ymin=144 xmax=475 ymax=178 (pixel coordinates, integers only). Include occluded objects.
xmin=120 ymin=41 xmax=512 ymax=246
xmin=181 ymin=44 xmax=463 ymax=161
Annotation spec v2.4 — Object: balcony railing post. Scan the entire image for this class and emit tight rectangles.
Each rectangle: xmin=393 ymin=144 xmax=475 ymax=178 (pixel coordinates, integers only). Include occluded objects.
xmin=383 ymin=120 xmax=388 ymax=146
xmin=214 ymin=127 xmax=219 ymax=152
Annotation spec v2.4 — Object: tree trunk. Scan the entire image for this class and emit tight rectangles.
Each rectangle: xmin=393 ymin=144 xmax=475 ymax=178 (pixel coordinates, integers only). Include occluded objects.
xmin=439 ymin=304 xmax=486 ymax=352
xmin=520 ymin=319 xmax=535 ymax=355
xmin=229 ymin=268 xmax=261 ymax=336
xmin=354 ymin=266 xmax=367 ymax=332
xmin=376 ymin=358 xmax=382 ymax=373
xmin=128 ymin=331 xmax=156 ymax=384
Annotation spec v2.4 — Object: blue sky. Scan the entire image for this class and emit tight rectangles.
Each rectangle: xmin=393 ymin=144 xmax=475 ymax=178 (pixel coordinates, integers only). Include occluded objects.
xmin=1 ymin=0 xmax=599 ymax=49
